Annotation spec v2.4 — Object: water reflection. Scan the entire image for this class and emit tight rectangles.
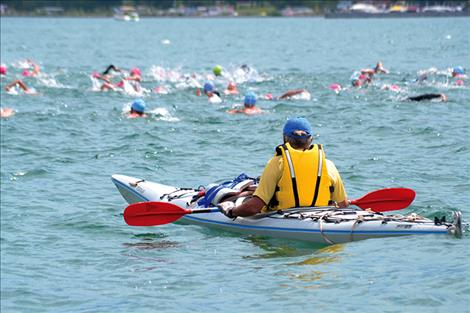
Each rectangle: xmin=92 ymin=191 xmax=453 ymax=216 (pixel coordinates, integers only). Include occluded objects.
xmin=122 ymin=240 xmax=179 ymax=250
xmin=242 ymin=235 xmax=342 ymax=261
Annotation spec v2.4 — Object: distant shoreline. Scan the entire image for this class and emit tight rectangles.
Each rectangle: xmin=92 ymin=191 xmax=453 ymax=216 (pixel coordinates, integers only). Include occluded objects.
xmin=1 ymin=13 xmax=469 ymax=19
xmin=325 ymin=11 xmax=470 ymax=19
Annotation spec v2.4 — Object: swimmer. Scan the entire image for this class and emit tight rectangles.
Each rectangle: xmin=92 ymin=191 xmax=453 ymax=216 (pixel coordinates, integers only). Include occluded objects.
xmin=203 ymin=81 xmax=222 ymax=103
xmin=128 ymin=99 xmax=147 ymax=118
xmin=127 ymin=68 xmax=142 ymax=82
xmin=213 ymin=65 xmax=223 ymax=77
xmin=360 ymin=62 xmax=389 ymax=76
xmin=0 ymin=64 xmax=7 ymax=76
xmin=407 ymin=93 xmax=447 ymax=102
xmin=381 ymin=84 xmax=400 ymax=92
xmin=93 ymin=65 xmax=122 ymax=90
xmin=351 ymin=72 xmax=371 ymax=88
xmin=0 ymin=107 xmax=15 ymax=118
xmin=278 ymin=89 xmax=311 ymax=100
xmin=261 ymin=89 xmax=311 ymax=100
xmin=228 ymin=92 xmax=262 ymax=115
xmin=329 ymin=83 xmax=342 ymax=94
xmin=4 ymin=79 xmax=37 ymax=94
xmin=452 ymin=66 xmax=465 ymax=78
xmin=153 ymin=86 xmax=168 ymax=94
xmin=224 ymin=82 xmax=238 ymax=95
xmin=22 ymin=60 xmax=40 ymax=77
xmin=118 ymin=67 xmax=142 ymax=93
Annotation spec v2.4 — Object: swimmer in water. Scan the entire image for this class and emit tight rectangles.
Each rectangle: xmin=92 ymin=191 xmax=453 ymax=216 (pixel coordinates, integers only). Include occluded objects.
xmin=22 ymin=60 xmax=41 ymax=77
xmin=203 ymin=81 xmax=222 ymax=103
xmin=128 ymin=99 xmax=147 ymax=118
xmin=350 ymin=72 xmax=371 ymax=88
xmin=278 ymin=89 xmax=310 ymax=100
xmin=115 ymin=67 xmax=142 ymax=93
xmin=4 ymin=79 xmax=37 ymax=94
xmin=451 ymin=66 xmax=465 ymax=78
xmin=262 ymin=89 xmax=311 ymax=100
xmin=224 ymin=82 xmax=238 ymax=95
xmin=360 ymin=62 xmax=389 ymax=76
xmin=94 ymin=65 xmax=122 ymax=91
xmin=407 ymin=93 xmax=447 ymax=102
xmin=228 ymin=92 xmax=262 ymax=115
xmin=0 ymin=107 xmax=15 ymax=118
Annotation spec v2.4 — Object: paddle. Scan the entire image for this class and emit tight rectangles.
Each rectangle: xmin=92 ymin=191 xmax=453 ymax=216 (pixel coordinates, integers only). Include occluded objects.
xmin=349 ymin=188 xmax=415 ymax=212
xmin=123 ymin=187 xmax=416 ymax=227
xmin=124 ymin=201 xmax=219 ymax=226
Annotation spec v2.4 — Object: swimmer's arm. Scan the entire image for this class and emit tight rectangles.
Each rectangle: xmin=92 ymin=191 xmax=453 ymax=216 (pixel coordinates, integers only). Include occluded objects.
xmin=278 ymin=89 xmax=305 ymax=99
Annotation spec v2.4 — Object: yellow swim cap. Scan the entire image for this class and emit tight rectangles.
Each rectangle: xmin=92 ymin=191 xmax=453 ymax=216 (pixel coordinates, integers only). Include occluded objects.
xmin=213 ymin=65 xmax=222 ymax=76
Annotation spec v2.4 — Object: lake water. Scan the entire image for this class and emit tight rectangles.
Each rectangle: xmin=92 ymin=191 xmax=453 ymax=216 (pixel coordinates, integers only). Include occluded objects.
xmin=1 ymin=17 xmax=469 ymax=312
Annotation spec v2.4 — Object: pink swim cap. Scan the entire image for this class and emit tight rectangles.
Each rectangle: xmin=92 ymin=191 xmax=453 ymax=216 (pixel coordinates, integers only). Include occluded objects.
xmin=92 ymin=71 xmax=100 ymax=78
xmin=264 ymin=93 xmax=273 ymax=100
xmin=22 ymin=69 xmax=31 ymax=77
xmin=456 ymin=79 xmax=464 ymax=86
xmin=329 ymin=83 xmax=341 ymax=91
xmin=0 ymin=65 xmax=6 ymax=75
xmin=358 ymin=74 xmax=367 ymax=80
xmin=130 ymin=68 xmax=141 ymax=76
xmin=389 ymin=84 xmax=400 ymax=92
xmin=116 ymin=81 xmax=124 ymax=88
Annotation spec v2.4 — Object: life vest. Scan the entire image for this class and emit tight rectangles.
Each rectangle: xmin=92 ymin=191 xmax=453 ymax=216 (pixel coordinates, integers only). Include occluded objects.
xmin=270 ymin=143 xmax=331 ymax=210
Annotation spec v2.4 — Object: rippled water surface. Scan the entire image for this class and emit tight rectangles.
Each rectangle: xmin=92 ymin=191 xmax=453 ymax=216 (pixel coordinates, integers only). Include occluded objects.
xmin=1 ymin=17 xmax=470 ymax=312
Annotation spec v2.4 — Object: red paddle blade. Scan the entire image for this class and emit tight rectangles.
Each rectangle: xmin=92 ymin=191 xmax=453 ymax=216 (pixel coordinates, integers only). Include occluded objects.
xmin=124 ymin=202 xmax=189 ymax=226
xmin=350 ymin=188 xmax=416 ymax=212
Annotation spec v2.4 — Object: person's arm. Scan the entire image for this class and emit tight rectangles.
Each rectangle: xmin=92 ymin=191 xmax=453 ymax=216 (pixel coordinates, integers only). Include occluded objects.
xmin=5 ymin=80 xmax=29 ymax=92
xmin=231 ymin=196 xmax=265 ymax=217
xmin=360 ymin=68 xmax=375 ymax=75
xmin=278 ymin=89 xmax=305 ymax=99
xmin=326 ymin=159 xmax=349 ymax=208
xmin=17 ymin=80 xmax=30 ymax=92
xmin=102 ymin=65 xmax=121 ymax=75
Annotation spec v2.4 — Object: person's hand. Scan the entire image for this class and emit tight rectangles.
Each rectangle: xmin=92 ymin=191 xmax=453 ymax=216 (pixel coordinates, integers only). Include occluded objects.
xmin=218 ymin=201 xmax=235 ymax=218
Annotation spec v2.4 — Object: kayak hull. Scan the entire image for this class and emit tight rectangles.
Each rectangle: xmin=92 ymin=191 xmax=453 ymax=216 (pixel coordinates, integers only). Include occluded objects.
xmin=112 ymin=174 xmax=461 ymax=244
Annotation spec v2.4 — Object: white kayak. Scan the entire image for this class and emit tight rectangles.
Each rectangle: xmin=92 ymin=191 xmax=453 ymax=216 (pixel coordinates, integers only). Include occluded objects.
xmin=111 ymin=174 xmax=462 ymax=245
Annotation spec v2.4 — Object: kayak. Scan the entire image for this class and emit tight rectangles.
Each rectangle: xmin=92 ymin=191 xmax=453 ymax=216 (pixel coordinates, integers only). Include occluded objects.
xmin=111 ymin=174 xmax=462 ymax=245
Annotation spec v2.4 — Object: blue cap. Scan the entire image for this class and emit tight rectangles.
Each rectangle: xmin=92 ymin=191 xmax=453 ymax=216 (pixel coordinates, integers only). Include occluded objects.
xmin=131 ymin=99 xmax=145 ymax=113
xmin=453 ymin=66 xmax=464 ymax=75
xmin=244 ymin=92 xmax=256 ymax=107
xmin=283 ymin=117 xmax=313 ymax=138
xmin=203 ymin=81 xmax=214 ymax=93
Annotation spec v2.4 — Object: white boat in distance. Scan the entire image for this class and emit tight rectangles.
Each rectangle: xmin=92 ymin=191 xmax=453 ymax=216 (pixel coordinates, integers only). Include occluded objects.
xmin=113 ymin=6 xmax=140 ymax=22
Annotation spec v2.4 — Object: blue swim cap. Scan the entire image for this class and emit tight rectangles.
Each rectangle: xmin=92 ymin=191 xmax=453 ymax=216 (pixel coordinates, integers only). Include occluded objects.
xmin=131 ymin=99 xmax=145 ymax=113
xmin=453 ymin=66 xmax=464 ymax=75
xmin=283 ymin=117 xmax=313 ymax=138
xmin=244 ymin=92 xmax=257 ymax=107
xmin=203 ymin=81 xmax=214 ymax=93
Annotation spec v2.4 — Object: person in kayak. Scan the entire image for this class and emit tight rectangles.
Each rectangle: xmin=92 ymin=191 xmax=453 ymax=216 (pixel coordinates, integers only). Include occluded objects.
xmin=228 ymin=92 xmax=262 ymax=115
xmin=219 ymin=117 xmax=349 ymax=218
xmin=407 ymin=93 xmax=447 ymax=102
xmin=127 ymin=99 xmax=147 ymax=118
